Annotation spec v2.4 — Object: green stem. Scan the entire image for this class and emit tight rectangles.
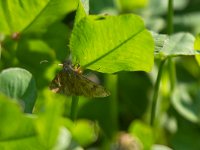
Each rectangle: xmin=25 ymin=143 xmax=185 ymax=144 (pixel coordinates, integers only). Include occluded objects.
xmin=70 ymin=96 xmax=79 ymax=121
xmin=167 ymin=0 xmax=174 ymax=35
xmin=168 ymin=58 xmax=176 ymax=91
xmin=150 ymin=60 xmax=166 ymax=126
xmin=0 ymin=43 xmax=1 ymax=60
xmin=167 ymin=0 xmax=176 ymax=91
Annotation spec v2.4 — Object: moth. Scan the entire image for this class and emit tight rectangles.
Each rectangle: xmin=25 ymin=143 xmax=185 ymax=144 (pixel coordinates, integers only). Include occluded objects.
xmin=49 ymin=60 xmax=110 ymax=97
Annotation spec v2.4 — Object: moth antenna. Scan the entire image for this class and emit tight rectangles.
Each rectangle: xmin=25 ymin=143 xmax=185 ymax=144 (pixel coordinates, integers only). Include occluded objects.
xmin=58 ymin=63 xmax=63 ymax=67
xmin=40 ymin=60 xmax=49 ymax=64
xmin=40 ymin=60 xmax=63 ymax=67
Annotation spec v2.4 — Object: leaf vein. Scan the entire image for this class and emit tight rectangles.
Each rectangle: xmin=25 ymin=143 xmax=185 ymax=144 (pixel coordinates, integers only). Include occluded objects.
xmin=83 ymin=28 xmax=145 ymax=68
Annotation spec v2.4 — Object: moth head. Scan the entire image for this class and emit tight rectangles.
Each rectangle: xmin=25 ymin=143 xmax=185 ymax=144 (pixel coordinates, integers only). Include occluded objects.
xmin=62 ymin=60 xmax=72 ymax=67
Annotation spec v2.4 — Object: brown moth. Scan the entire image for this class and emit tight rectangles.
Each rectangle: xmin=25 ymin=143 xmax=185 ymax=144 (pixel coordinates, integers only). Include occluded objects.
xmin=49 ymin=60 xmax=110 ymax=97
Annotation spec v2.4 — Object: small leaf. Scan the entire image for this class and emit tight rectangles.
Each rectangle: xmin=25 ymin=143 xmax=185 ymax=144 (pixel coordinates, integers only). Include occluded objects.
xmin=70 ymin=14 xmax=154 ymax=73
xmin=153 ymin=32 xmax=197 ymax=58
xmin=172 ymin=84 xmax=200 ymax=123
xmin=151 ymin=32 xmax=169 ymax=59
xmin=0 ymin=68 xmax=37 ymax=113
xmin=128 ymin=120 xmax=154 ymax=150
xmin=72 ymin=120 xmax=98 ymax=147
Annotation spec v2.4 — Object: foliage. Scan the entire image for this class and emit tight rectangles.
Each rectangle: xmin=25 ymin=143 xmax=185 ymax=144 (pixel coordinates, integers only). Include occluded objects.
xmin=1 ymin=0 xmax=200 ymax=149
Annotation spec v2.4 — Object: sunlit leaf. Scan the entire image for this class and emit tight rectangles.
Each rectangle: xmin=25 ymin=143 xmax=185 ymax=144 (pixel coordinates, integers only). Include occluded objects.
xmin=70 ymin=14 xmax=154 ymax=73
xmin=0 ymin=0 xmax=77 ymax=34
xmin=74 ymin=0 xmax=89 ymax=25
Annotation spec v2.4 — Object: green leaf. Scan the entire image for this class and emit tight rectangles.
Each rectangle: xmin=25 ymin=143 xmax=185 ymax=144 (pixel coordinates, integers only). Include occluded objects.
xmin=0 ymin=93 xmax=74 ymax=150
xmin=35 ymin=97 xmax=64 ymax=148
xmin=0 ymin=42 xmax=1 ymax=61
xmin=128 ymin=120 xmax=154 ymax=150
xmin=194 ymin=34 xmax=200 ymax=66
xmin=78 ymin=98 xmax=116 ymax=138
xmin=0 ymin=0 xmax=78 ymax=34
xmin=17 ymin=22 xmax=70 ymax=66
xmin=74 ymin=0 xmax=89 ymax=25
xmin=14 ymin=22 xmax=70 ymax=90
xmin=0 ymin=68 xmax=37 ymax=113
xmin=115 ymin=0 xmax=148 ymax=11
xmin=153 ymin=32 xmax=197 ymax=59
xmin=72 ymin=120 xmax=97 ymax=147
xmin=118 ymin=72 xmax=151 ymax=120
xmin=171 ymin=117 xmax=200 ymax=150
xmin=0 ymin=94 xmax=40 ymax=150
xmin=70 ymin=14 xmax=154 ymax=73
xmin=172 ymin=84 xmax=200 ymax=123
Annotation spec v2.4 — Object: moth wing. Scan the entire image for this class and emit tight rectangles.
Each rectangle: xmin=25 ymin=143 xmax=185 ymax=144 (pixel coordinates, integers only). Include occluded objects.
xmin=49 ymin=71 xmax=73 ymax=96
xmin=50 ymin=70 xmax=110 ymax=97
xmin=75 ymin=74 xmax=110 ymax=97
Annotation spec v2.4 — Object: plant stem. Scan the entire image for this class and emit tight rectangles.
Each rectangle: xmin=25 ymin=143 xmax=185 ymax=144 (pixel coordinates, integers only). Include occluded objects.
xmin=70 ymin=96 xmax=79 ymax=121
xmin=0 ymin=43 xmax=1 ymax=60
xmin=168 ymin=58 xmax=176 ymax=91
xmin=150 ymin=59 xmax=166 ymax=126
xmin=150 ymin=0 xmax=175 ymax=127
xmin=167 ymin=0 xmax=174 ymax=35
xmin=167 ymin=0 xmax=176 ymax=91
